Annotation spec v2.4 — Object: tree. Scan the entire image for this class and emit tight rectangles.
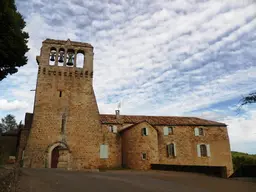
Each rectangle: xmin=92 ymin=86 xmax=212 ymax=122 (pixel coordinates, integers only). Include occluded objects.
xmin=0 ymin=0 xmax=29 ymax=81
xmin=241 ymin=92 xmax=256 ymax=106
xmin=0 ymin=114 xmax=18 ymax=133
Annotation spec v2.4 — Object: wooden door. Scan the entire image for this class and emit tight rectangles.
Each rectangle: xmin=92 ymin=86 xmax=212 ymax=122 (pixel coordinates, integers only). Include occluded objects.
xmin=51 ymin=147 xmax=59 ymax=168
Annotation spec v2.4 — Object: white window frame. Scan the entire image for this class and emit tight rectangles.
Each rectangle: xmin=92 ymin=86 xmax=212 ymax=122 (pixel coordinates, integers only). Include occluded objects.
xmin=142 ymin=127 xmax=148 ymax=136
xmin=197 ymin=144 xmax=211 ymax=157
xmin=195 ymin=127 xmax=205 ymax=136
xmin=109 ymin=125 xmax=117 ymax=133
xmin=198 ymin=127 xmax=204 ymax=136
xmin=142 ymin=153 xmax=147 ymax=160
xmin=168 ymin=127 xmax=173 ymax=135
xmin=167 ymin=143 xmax=177 ymax=157
xmin=164 ymin=126 xmax=174 ymax=136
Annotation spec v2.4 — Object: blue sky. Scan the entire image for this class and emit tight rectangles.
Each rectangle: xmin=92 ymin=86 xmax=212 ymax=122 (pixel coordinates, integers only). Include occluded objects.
xmin=0 ymin=0 xmax=256 ymax=154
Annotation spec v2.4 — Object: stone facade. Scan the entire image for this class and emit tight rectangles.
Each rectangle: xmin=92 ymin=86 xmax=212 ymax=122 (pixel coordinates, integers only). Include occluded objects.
xmin=23 ymin=39 xmax=102 ymax=170
xmin=20 ymin=39 xmax=233 ymax=177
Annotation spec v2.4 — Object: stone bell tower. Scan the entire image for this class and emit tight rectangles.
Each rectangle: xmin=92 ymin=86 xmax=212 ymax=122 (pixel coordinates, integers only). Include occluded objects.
xmin=23 ymin=39 xmax=102 ymax=169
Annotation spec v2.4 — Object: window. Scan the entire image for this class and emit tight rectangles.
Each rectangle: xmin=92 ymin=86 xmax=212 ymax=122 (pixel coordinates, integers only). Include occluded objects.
xmin=61 ymin=113 xmax=66 ymax=134
xmin=164 ymin=126 xmax=174 ymax=135
xmin=109 ymin=125 xmax=117 ymax=133
xmin=167 ymin=143 xmax=176 ymax=157
xmin=168 ymin=127 xmax=173 ymax=134
xmin=197 ymin=144 xmax=211 ymax=157
xmin=49 ymin=47 xmax=57 ymax=65
xmin=200 ymin=145 xmax=207 ymax=157
xmin=142 ymin=153 xmax=147 ymax=160
xmin=195 ymin=127 xmax=204 ymax=136
xmin=100 ymin=144 xmax=108 ymax=159
xmin=199 ymin=128 xmax=204 ymax=136
xmin=141 ymin=128 xmax=148 ymax=136
xmin=76 ymin=50 xmax=85 ymax=68
xmin=59 ymin=91 xmax=62 ymax=97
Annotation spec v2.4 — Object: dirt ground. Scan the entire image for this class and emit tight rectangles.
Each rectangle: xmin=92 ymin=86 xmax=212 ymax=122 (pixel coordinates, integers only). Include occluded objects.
xmin=16 ymin=168 xmax=256 ymax=192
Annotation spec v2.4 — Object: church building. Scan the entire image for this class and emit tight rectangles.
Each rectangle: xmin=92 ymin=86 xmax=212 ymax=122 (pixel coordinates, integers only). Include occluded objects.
xmin=18 ymin=39 xmax=233 ymax=177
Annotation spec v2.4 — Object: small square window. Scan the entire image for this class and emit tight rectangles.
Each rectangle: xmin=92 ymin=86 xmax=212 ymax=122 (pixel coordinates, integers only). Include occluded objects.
xmin=142 ymin=153 xmax=147 ymax=160
xmin=109 ymin=125 xmax=113 ymax=132
xmin=199 ymin=128 xmax=204 ymax=136
xmin=168 ymin=127 xmax=173 ymax=134
xmin=142 ymin=128 xmax=148 ymax=136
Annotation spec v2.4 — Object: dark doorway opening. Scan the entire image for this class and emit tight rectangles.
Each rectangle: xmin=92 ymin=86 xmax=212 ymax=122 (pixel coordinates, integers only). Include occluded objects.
xmin=51 ymin=147 xmax=60 ymax=168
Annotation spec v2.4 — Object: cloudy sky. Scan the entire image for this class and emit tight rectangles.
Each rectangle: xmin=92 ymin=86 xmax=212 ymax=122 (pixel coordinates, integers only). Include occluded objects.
xmin=0 ymin=0 xmax=256 ymax=153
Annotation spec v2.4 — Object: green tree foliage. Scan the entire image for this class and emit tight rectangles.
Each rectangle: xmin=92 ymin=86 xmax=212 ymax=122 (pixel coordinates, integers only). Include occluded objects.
xmin=0 ymin=0 xmax=29 ymax=81
xmin=232 ymin=151 xmax=256 ymax=170
xmin=0 ymin=114 xmax=18 ymax=133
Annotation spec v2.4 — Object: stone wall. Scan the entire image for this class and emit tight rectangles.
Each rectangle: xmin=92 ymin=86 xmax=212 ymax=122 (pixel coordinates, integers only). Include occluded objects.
xmin=99 ymin=124 xmax=122 ymax=169
xmin=155 ymin=125 xmax=233 ymax=177
xmin=23 ymin=40 xmax=102 ymax=170
xmin=121 ymin=122 xmax=159 ymax=170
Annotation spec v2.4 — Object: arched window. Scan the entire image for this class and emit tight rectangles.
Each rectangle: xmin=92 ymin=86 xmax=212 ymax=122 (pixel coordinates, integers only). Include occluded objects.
xmin=49 ymin=47 xmax=57 ymax=65
xmin=76 ymin=50 xmax=84 ymax=68
xmin=167 ymin=143 xmax=176 ymax=157
xmin=58 ymin=48 xmax=65 ymax=66
xmin=66 ymin=49 xmax=75 ymax=67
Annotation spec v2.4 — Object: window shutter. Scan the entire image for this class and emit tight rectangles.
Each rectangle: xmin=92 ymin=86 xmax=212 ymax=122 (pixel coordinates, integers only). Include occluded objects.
xmin=100 ymin=144 xmax=108 ymax=159
xmin=163 ymin=127 xmax=169 ymax=135
xmin=109 ymin=126 xmax=112 ymax=132
xmin=105 ymin=145 xmax=108 ymax=158
xmin=194 ymin=128 xmax=199 ymax=136
xmin=197 ymin=144 xmax=201 ymax=157
xmin=113 ymin=125 xmax=117 ymax=133
xmin=206 ymin=144 xmax=211 ymax=157
xmin=100 ymin=145 xmax=104 ymax=158
xmin=145 ymin=128 xmax=149 ymax=136
xmin=173 ymin=143 xmax=177 ymax=157
xmin=141 ymin=128 xmax=144 ymax=136
xmin=167 ymin=144 xmax=170 ymax=157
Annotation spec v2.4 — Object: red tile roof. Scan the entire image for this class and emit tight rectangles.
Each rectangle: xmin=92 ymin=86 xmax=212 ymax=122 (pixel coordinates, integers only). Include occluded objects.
xmin=99 ymin=114 xmax=226 ymax=126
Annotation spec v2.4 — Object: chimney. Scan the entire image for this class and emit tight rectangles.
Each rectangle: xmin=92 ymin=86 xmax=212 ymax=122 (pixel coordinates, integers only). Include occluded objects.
xmin=115 ymin=109 xmax=120 ymax=119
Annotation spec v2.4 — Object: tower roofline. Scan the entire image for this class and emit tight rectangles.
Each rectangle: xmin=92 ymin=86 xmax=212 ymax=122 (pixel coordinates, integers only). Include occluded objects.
xmin=43 ymin=38 xmax=93 ymax=49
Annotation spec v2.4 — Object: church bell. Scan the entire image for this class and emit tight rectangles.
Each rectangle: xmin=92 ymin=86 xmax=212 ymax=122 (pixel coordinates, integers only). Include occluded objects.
xmin=50 ymin=52 xmax=55 ymax=61
xmin=66 ymin=53 xmax=74 ymax=66
xmin=58 ymin=52 xmax=64 ymax=63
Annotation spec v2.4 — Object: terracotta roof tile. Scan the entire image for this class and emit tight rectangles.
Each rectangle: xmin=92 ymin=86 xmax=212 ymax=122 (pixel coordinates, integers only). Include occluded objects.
xmin=99 ymin=114 xmax=226 ymax=126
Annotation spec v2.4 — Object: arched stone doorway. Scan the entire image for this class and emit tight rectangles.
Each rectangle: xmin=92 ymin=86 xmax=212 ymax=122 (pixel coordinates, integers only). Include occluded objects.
xmin=51 ymin=146 xmax=60 ymax=168
xmin=46 ymin=142 xmax=71 ymax=169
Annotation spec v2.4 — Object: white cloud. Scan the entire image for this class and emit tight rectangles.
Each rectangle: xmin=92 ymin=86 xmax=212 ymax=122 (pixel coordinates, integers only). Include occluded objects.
xmin=0 ymin=99 xmax=29 ymax=110
xmin=0 ymin=0 xmax=254 ymax=153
